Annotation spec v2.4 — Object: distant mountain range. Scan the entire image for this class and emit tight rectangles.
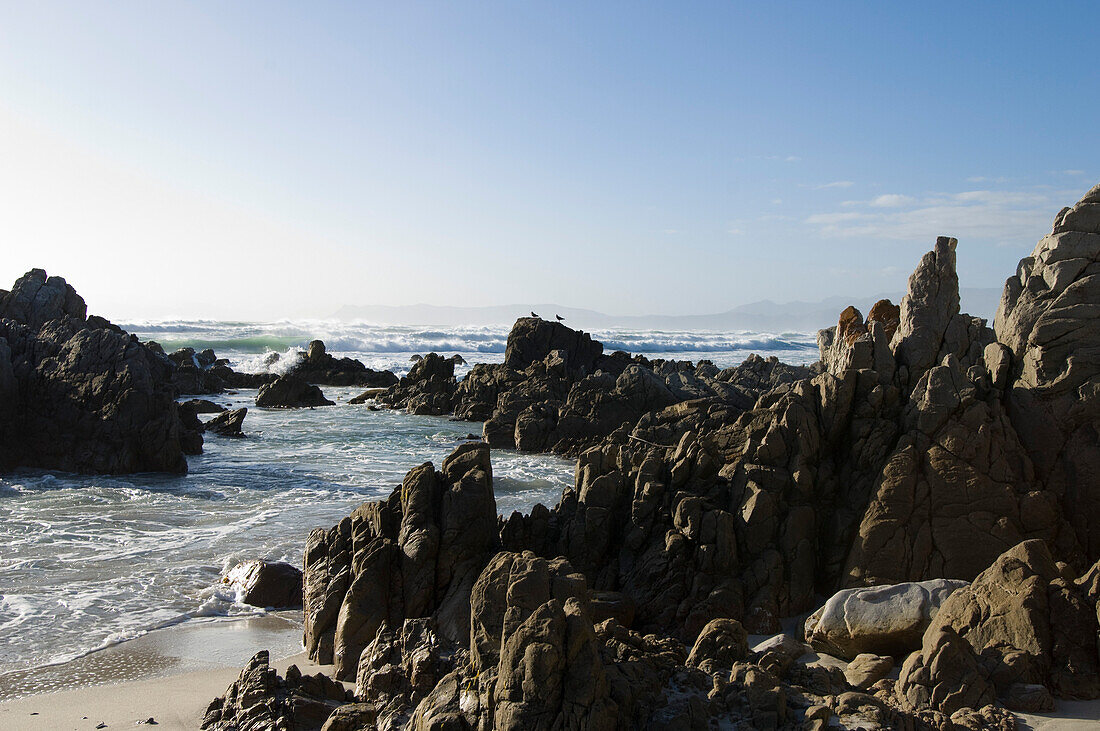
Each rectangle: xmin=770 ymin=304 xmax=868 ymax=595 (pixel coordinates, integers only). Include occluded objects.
xmin=334 ymin=288 xmax=1003 ymax=332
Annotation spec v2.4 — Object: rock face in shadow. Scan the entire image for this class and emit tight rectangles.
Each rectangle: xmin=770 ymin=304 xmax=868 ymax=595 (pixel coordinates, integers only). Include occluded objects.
xmin=302 ymin=443 xmax=499 ymax=680
xmin=0 ymin=269 xmax=189 ymax=474
xmin=257 ymin=375 xmax=336 ymax=408
xmin=995 ymin=182 xmax=1100 ymax=563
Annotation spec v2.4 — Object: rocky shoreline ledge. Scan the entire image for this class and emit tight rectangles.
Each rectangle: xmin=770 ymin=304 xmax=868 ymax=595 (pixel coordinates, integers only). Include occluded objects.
xmin=2 ymin=183 xmax=1099 ymax=730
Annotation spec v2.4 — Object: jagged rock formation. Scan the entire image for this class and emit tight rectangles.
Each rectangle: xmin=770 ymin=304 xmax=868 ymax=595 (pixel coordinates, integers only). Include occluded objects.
xmin=210 ymin=184 xmax=1100 ymax=729
xmin=995 ymin=182 xmax=1100 ymax=562
xmin=201 ymin=650 xmax=352 ymax=731
xmin=0 ymin=269 xmax=190 ymax=474
xmin=380 ymin=353 xmax=459 ymax=415
xmin=302 ymin=443 xmax=498 ymax=679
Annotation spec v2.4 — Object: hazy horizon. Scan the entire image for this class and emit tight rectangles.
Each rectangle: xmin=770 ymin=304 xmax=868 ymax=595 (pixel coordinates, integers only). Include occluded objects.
xmin=1 ymin=3 xmax=1097 ymax=320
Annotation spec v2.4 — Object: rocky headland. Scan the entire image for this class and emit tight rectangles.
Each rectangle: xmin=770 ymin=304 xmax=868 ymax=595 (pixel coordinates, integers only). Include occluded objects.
xmin=198 ymin=183 xmax=1100 ymax=730
xmin=4 ymin=183 xmax=1099 ymax=729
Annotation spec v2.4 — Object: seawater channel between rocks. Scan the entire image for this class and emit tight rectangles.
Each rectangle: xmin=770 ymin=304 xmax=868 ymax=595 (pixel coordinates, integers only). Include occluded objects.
xmin=0 ymin=386 xmax=576 ymax=682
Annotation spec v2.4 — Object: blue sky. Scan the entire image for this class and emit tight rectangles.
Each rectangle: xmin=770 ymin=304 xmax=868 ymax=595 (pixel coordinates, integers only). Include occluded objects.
xmin=0 ymin=2 xmax=1096 ymax=319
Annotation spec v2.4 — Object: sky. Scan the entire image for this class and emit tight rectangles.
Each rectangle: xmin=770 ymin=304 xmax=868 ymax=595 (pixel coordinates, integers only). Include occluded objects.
xmin=0 ymin=2 xmax=1097 ymax=320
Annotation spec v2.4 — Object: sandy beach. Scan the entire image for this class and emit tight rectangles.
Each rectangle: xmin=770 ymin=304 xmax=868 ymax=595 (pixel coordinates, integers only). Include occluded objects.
xmin=0 ymin=613 xmax=341 ymax=731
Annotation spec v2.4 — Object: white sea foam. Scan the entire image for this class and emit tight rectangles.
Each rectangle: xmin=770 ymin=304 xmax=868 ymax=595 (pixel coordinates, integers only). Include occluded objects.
xmin=0 ymin=390 xmax=576 ymax=676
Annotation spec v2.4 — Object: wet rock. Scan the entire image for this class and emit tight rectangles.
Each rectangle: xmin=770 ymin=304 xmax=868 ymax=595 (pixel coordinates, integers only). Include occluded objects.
xmin=205 ymin=407 xmax=247 ymax=437
xmin=256 ymin=375 xmax=335 ymax=408
xmin=289 ymin=339 xmax=398 ymax=388
xmin=225 ymin=560 xmax=303 ymax=608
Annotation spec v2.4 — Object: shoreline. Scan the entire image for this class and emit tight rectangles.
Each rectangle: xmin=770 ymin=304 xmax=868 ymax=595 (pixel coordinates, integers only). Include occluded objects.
xmin=2 ymin=613 xmax=1097 ymax=731
xmin=0 ymin=612 xmax=325 ymax=731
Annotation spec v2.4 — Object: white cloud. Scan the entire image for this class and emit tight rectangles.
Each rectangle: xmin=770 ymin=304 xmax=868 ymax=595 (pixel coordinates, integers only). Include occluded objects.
xmin=966 ymin=175 xmax=1011 ymax=183
xmin=804 ymin=186 xmax=1077 ymax=243
xmin=816 ymin=180 xmax=854 ymax=189
xmin=869 ymin=194 xmax=917 ymax=208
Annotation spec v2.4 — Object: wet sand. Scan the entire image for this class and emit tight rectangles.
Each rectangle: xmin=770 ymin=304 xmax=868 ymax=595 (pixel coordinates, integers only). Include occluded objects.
xmin=0 ymin=612 xmax=335 ymax=731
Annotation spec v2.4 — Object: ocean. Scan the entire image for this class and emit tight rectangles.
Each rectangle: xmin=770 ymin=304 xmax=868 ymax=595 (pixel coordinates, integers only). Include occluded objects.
xmin=0 ymin=321 xmax=820 ymax=688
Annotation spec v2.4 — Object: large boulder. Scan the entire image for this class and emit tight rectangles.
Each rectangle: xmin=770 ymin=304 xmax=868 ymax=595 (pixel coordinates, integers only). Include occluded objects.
xmin=225 ymin=560 xmax=303 ymax=609
xmin=503 ymin=317 xmax=603 ymax=375
xmin=925 ymin=539 xmax=1100 ymax=700
xmin=804 ymin=579 xmax=968 ymax=660
xmin=256 ymin=375 xmax=335 ymax=408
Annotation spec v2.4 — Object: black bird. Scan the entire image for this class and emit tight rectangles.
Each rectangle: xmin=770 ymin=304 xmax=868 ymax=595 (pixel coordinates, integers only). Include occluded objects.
xmin=530 ymin=311 xmax=539 ymax=318
xmin=555 ymin=314 xmax=564 ymax=321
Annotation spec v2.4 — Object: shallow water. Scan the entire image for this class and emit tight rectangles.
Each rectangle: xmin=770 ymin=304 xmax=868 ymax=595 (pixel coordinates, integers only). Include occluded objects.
xmin=0 ymin=387 xmax=574 ymax=678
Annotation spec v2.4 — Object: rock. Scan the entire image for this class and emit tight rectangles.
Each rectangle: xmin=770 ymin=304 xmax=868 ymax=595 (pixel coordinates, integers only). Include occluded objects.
xmin=181 ymin=398 xmax=226 ymax=414
xmin=380 ymin=353 xmax=458 ymax=415
xmin=1001 ymin=682 xmax=1055 ymax=712
xmin=503 ymin=317 xmax=603 ymax=375
xmin=289 ymin=339 xmax=398 ymax=388
xmin=0 ymin=268 xmax=86 ymax=329
xmin=0 ymin=298 xmax=189 ymax=474
xmin=926 ymin=539 xmax=1100 ymax=700
xmin=843 ymin=653 xmax=894 ymax=689
xmin=303 ymin=443 xmax=498 ymax=679
xmin=995 ymin=183 xmax=1100 ymax=563
xmin=225 ymin=560 xmax=303 ymax=608
xmin=202 ymin=651 xmax=350 ymax=731
xmin=256 ymin=375 xmax=335 ymax=408
xmin=205 ymin=407 xmax=247 ymax=437
xmin=751 ymin=634 xmax=812 ymax=661
xmin=353 ymin=618 xmax=455 ymax=729
xmin=894 ymin=626 xmax=997 ymax=715
xmin=804 ymin=579 xmax=968 ymax=660
xmin=686 ymin=617 xmax=748 ymax=673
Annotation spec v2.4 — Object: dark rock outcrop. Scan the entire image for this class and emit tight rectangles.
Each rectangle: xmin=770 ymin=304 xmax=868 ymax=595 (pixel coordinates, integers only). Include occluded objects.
xmin=0 ymin=269 xmax=189 ymax=474
xmin=206 ymin=407 xmax=247 ymax=437
xmin=289 ymin=340 xmax=399 ymax=388
xmin=257 ymin=375 xmax=335 ymax=408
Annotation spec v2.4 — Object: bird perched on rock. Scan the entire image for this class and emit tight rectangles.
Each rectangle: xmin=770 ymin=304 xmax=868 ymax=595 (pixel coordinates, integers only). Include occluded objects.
xmin=530 ymin=311 xmax=539 ymax=318
xmin=555 ymin=314 xmax=564 ymax=321
xmin=409 ymin=354 xmax=423 ymax=362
